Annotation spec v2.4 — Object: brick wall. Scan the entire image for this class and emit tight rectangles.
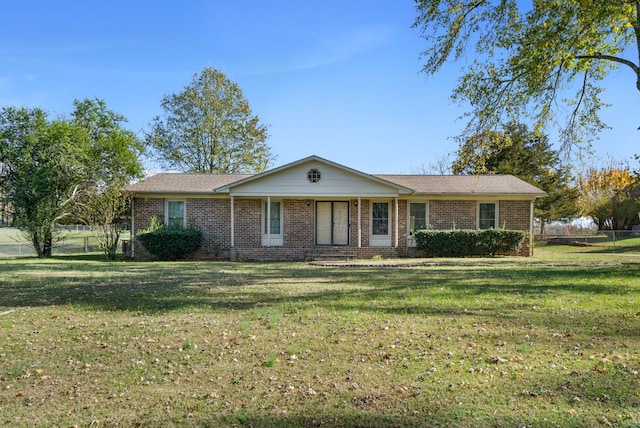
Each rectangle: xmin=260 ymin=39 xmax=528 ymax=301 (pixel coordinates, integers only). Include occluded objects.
xmin=132 ymin=197 xmax=164 ymax=260
xmin=187 ymin=198 xmax=231 ymax=258
xmin=499 ymin=200 xmax=532 ymax=256
xmin=283 ymin=199 xmax=315 ymax=247
xmin=133 ymin=196 xmax=534 ymax=260
xmin=429 ymin=200 xmax=477 ymax=230
xmin=233 ymin=199 xmax=261 ymax=247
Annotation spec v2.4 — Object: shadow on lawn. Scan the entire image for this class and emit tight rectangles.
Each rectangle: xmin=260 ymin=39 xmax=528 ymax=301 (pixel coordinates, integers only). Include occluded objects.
xmin=0 ymin=261 xmax=636 ymax=307
xmin=1 ymin=259 xmax=637 ymax=319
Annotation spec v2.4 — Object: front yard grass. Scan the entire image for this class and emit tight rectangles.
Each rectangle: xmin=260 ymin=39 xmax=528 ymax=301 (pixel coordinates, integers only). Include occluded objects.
xmin=0 ymin=248 xmax=638 ymax=427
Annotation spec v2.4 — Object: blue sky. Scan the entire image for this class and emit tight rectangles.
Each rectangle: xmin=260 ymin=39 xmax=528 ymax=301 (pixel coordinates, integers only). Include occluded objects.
xmin=2 ymin=0 xmax=638 ymax=174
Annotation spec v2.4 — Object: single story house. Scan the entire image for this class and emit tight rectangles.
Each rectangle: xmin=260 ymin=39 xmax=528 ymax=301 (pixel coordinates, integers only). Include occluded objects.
xmin=127 ymin=155 xmax=546 ymax=260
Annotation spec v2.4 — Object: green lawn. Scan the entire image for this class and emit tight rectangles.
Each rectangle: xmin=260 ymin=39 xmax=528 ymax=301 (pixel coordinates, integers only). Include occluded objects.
xmin=0 ymin=228 xmax=130 ymax=257
xmin=0 ymin=246 xmax=638 ymax=427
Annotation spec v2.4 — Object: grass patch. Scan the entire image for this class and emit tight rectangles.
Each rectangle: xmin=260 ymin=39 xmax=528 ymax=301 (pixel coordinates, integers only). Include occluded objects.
xmin=0 ymin=249 xmax=638 ymax=426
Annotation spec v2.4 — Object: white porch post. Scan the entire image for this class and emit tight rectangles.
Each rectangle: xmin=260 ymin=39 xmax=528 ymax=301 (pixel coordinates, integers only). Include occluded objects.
xmin=230 ymin=195 xmax=235 ymax=248
xmin=394 ymin=197 xmax=399 ymax=248
xmin=529 ymin=199 xmax=534 ymax=256
xmin=131 ymin=198 xmax=135 ymax=258
xmin=357 ymin=196 xmax=362 ymax=248
xmin=267 ymin=196 xmax=271 ymax=247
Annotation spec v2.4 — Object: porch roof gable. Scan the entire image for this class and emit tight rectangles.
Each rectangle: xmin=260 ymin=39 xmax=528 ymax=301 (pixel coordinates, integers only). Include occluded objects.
xmin=214 ymin=155 xmax=413 ymax=197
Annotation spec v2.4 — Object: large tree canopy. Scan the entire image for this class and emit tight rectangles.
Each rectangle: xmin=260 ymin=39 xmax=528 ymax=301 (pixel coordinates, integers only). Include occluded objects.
xmin=0 ymin=107 xmax=87 ymax=256
xmin=0 ymin=99 xmax=144 ymax=258
xmin=413 ymin=0 xmax=639 ymax=151
xmin=146 ymin=67 xmax=274 ymax=174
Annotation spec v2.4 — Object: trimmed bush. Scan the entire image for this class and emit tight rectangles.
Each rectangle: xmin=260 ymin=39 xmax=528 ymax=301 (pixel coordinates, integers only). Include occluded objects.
xmin=137 ymin=226 xmax=202 ymax=261
xmin=477 ymin=228 xmax=526 ymax=257
xmin=414 ymin=229 xmax=526 ymax=257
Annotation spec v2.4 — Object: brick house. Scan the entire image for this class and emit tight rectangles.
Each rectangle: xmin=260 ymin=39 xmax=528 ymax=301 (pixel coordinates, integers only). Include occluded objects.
xmin=127 ymin=155 xmax=546 ymax=260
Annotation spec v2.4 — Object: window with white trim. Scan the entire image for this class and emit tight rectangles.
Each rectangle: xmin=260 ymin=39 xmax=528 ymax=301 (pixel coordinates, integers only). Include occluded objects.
xmin=408 ymin=202 xmax=428 ymax=236
xmin=166 ymin=200 xmax=185 ymax=228
xmin=478 ymin=202 xmax=497 ymax=229
xmin=264 ymin=201 xmax=281 ymax=234
xmin=372 ymin=202 xmax=389 ymax=236
xmin=262 ymin=200 xmax=283 ymax=246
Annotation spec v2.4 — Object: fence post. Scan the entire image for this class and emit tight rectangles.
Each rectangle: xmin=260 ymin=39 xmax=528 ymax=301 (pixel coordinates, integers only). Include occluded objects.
xmin=84 ymin=236 xmax=89 ymax=253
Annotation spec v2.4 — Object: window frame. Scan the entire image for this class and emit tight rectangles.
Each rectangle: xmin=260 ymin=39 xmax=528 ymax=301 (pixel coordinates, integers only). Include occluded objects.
xmin=165 ymin=199 xmax=186 ymax=229
xmin=407 ymin=201 xmax=429 ymax=246
xmin=478 ymin=201 xmax=498 ymax=230
xmin=262 ymin=199 xmax=283 ymax=246
xmin=371 ymin=201 xmax=390 ymax=237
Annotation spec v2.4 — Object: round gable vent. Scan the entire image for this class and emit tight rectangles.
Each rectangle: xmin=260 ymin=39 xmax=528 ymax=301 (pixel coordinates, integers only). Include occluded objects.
xmin=307 ymin=168 xmax=321 ymax=183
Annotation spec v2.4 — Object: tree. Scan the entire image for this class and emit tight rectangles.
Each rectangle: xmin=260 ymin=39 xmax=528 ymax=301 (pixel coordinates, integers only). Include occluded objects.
xmin=413 ymin=1 xmax=639 ymax=151
xmin=0 ymin=99 xmax=144 ymax=258
xmin=69 ymin=99 xmax=144 ymax=259
xmin=413 ymin=152 xmax=455 ymax=174
xmin=452 ymin=122 xmax=580 ymax=233
xmin=577 ymin=162 xmax=639 ymax=230
xmin=0 ymin=108 xmax=87 ymax=257
xmin=146 ymin=67 xmax=274 ymax=173
xmin=71 ymin=98 xmax=144 ymax=187
xmin=73 ymin=188 xmax=131 ymax=260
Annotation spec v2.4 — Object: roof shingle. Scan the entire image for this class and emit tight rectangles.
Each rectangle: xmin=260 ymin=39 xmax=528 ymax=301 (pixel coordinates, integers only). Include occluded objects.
xmin=126 ymin=173 xmax=252 ymax=194
xmin=375 ymin=174 xmax=546 ymax=196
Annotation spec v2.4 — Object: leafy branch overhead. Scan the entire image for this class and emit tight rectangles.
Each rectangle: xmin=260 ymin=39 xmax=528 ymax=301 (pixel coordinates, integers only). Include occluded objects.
xmin=146 ymin=67 xmax=275 ymax=174
xmin=413 ymin=0 xmax=640 ymax=151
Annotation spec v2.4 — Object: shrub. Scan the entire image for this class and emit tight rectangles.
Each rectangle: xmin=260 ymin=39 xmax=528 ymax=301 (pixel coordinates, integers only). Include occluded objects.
xmin=137 ymin=224 xmax=202 ymax=261
xmin=477 ymin=229 xmax=526 ymax=257
xmin=414 ymin=229 xmax=526 ymax=257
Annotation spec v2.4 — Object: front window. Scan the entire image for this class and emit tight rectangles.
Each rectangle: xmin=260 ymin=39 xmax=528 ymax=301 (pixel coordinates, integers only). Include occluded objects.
xmin=167 ymin=200 xmax=185 ymax=228
xmin=409 ymin=202 xmax=427 ymax=235
xmin=264 ymin=201 xmax=281 ymax=235
xmin=372 ymin=202 xmax=389 ymax=235
xmin=478 ymin=202 xmax=497 ymax=229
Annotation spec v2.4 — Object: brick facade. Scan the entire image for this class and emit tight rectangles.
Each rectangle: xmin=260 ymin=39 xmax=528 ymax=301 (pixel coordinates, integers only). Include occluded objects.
xmin=429 ymin=200 xmax=477 ymax=230
xmin=133 ymin=197 xmax=533 ymax=260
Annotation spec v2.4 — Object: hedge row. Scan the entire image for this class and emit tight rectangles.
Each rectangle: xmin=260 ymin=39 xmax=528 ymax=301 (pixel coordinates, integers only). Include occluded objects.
xmin=137 ymin=226 xmax=202 ymax=261
xmin=413 ymin=229 xmax=526 ymax=257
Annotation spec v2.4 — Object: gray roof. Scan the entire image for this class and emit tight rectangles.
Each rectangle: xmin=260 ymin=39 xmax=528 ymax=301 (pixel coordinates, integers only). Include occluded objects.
xmin=126 ymin=173 xmax=252 ymax=194
xmin=127 ymin=172 xmax=545 ymax=197
xmin=375 ymin=174 xmax=546 ymax=196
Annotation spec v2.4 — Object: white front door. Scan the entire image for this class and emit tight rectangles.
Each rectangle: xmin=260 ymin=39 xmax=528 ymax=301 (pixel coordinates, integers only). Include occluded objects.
xmin=316 ymin=201 xmax=349 ymax=245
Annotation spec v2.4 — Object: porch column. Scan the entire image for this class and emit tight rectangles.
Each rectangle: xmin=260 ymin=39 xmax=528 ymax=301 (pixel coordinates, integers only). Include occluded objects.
xmin=230 ymin=195 xmax=235 ymax=248
xmin=394 ymin=197 xmax=399 ymax=248
xmin=131 ymin=198 xmax=135 ymax=258
xmin=357 ymin=196 xmax=362 ymax=248
xmin=267 ymin=196 xmax=271 ymax=247
xmin=529 ymin=199 xmax=534 ymax=256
